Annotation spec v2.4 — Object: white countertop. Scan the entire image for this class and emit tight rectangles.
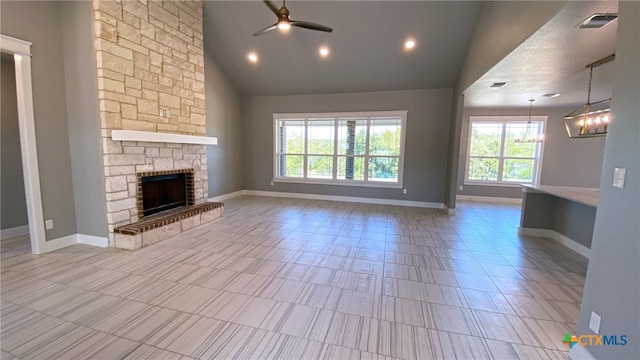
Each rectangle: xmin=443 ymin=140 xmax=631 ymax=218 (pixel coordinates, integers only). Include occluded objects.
xmin=522 ymin=185 xmax=599 ymax=207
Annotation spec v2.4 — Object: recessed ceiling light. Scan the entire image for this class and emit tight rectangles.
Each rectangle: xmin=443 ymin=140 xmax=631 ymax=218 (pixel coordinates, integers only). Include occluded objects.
xmin=247 ymin=52 xmax=258 ymax=63
xmin=404 ymin=39 xmax=416 ymax=50
xmin=490 ymin=82 xmax=507 ymax=88
xmin=542 ymin=93 xmax=561 ymax=98
xmin=319 ymin=46 xmax=330 ymax=58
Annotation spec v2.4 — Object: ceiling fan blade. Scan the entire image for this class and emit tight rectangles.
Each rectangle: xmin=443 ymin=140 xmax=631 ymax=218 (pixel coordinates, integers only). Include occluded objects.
xmin=253 ymin=23 xmax=278 ymax=36
xmin=290 ymin=20 xmax=333 ymax=33
xmin=263 ymin=0 xmax=281 ymax=17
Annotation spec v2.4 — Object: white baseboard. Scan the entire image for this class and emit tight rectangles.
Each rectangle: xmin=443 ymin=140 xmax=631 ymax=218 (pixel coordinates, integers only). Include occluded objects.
xmin=77 ymin=234 xmax=109 ymax=247
xmin=0 ymin=225 xmax=29 ymax=240
xmin=243 ymin=190 xmax=445 ymax=209
xmin=570 ymin=343 xmax=596 ymax=360
xmin=208 ymin=190 xmax=247 ymax=202
xmin=40 ymin=234 xmax=78 ymax=253
xmin=444 ymin=206 xmax=456 ymax=215
xmin=518 ymin=227 xmax=590 ymax=258
xmin=33 ymin=233 xmax=109 ymax=253
xmin=457 ymin=195 xmax=522 ymax=204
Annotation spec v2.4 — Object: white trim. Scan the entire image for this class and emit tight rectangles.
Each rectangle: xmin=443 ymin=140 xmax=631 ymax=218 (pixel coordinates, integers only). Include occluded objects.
xmin=518 ymin=227 xmax=590 ymax=258
xmin=463 ymin=181 xmax=530 ymax=188
xmin=24 ymin=233 xmax=110 ymax=253
xmin=273 ymin=178 xmax=403 ymax=189
xmin=0 ymin=225 xmax=29 ymax=240
xmin=0 ymin=35 xmax=32 ymax=56
xmin=39 ymin=234 xmax=78 ymax=253
xmin=208 ymin=190 xmax=247 ymax=202
xmin=569 ymin=343 xmax=597 ymax=360
xmin=111 ymin=130 xmax=218 ymax=145
xmin=208 ymin=189 xmax=448 ymax=210
xmin=244 ymin=190 xmax=444 ymax=209
xmin=464 ymin=115 xmax=547 ymax=187
xmin=457 ymin=195 xmax=523 ymax=204
xmin=77 ymin=234 xmax=109 ymax=248
xmin=273 ymin=111 xmax=407 ymax=188
xmin=2 ymin=34 xmax=47 ymax=254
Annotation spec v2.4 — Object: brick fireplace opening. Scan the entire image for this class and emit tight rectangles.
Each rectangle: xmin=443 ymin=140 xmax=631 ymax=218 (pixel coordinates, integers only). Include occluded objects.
xmin=137 ymin=169 xmax=195 ymax=218
xmin=114 ymin=166 xmax=223 ymax=250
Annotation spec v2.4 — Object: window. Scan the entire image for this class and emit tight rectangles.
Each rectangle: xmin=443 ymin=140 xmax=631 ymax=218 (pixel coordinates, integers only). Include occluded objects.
xmin=274 ymin=111 xmax=407 ymax=187
xmin=465 ymin=116 xmax=546 ymax=186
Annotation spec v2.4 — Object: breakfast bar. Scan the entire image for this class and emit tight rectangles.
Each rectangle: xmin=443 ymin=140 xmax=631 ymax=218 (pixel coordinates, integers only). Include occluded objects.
xmin=518 ymin=185 xmax=599 ymax=257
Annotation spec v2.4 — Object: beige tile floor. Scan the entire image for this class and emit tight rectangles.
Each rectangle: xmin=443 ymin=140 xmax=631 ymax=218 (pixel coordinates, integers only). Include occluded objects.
xmin=0 ymin=196 xmax=587 ymax=359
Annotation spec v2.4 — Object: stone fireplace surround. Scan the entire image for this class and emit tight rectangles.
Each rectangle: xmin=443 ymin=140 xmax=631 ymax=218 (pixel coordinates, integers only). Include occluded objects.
xmin=105 ymin=139 xmax=222 ymax=250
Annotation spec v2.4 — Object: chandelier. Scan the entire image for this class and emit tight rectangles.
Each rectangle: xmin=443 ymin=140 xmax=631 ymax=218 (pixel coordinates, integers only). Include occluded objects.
xmin=563 ymin=54 xmax=614 ymax=138
xmin=515 ymin=99 xmax=543 ymax=143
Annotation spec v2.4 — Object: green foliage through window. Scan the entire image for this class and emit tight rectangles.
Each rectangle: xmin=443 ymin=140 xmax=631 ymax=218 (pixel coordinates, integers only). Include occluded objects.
xmin=276 ymin=113 xmax=405 ymax=185
xmin=466 ymin=118 xmax=544 ymax=184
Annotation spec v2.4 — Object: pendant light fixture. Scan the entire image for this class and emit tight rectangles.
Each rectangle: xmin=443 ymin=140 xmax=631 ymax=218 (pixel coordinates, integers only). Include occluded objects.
xmin=515 ymin=99 xmax=544 ymax=143
xmin=563 ymin=54 xmax=614 ymax=138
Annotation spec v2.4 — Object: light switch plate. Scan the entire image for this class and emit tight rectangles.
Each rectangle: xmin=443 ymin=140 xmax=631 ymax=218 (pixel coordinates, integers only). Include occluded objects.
xmin=45 ymin=219 xmax=54 ymax=230
xmin=613 ymin=168 xmax=626 ymax=188
xmin=589 ymin=311 xmax=601 ymax=334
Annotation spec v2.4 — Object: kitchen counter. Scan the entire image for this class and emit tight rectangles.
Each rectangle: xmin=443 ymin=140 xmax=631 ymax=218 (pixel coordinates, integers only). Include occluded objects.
xmin=521 ymin=185 xmax=599 ymax=207
xmin=519 ymin=185 xmax=598 ymax=257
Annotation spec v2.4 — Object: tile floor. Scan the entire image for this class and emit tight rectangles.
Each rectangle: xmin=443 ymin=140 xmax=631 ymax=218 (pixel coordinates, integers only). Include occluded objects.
xmin=0 ymin=196 xmax=588 ymax=359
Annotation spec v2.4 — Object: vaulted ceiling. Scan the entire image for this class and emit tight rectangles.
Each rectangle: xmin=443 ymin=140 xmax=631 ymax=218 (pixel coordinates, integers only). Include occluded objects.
xmin=203 ymin=1 xmax=484 ymax=96
xmin=464 ymin=1 xmax=618 ymax=108
xmin=202 ymin=1 xmax=618 ymax=109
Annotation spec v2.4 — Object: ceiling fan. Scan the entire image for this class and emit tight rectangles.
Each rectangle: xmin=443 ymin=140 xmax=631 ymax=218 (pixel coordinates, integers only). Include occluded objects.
xmin=253 ymin=0 xmax=333 ymax=36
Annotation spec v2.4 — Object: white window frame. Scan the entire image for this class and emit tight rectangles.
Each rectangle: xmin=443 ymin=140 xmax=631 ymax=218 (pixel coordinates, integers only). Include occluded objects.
xmin=273 ymin=111 xmax=407 ymax=188
xmin=464 ymin=115 xmax=547 ymax=187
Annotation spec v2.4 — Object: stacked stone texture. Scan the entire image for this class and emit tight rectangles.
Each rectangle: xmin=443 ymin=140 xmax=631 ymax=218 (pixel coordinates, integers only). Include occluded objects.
xmin=93 ymin=0 xmax=208 ymax=245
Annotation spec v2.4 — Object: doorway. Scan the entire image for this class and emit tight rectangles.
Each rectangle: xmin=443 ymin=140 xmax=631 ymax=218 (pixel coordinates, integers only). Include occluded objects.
xmin=1 ymin=53 xmax=31 ymax=255
xmin=1 ymin=34 xmax=46 ymax=254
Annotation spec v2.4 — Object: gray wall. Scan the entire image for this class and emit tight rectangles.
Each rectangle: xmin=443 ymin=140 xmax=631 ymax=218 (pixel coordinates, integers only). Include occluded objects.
xmin=204 ymin=48 xmax=244 ymax=197
xmin=61 ymin=1 xmax=108 ymax=238
xmin=1 ymin=1 xmax=77 ymax=240
xmin=243 ymin=89 xmax=453 ymax=203
xmin=1 ymin=54 xmax=28 ymax=230
xmin=457 ymin=107 xmax=606 ymax=198
xmin=445 ymin=1 xmax=566 ymax=209
xmin=578 ymin=2 xmax=640 ymax=359
xmin=456 ymin=1 xmax=566 ymax=92
xmin=520 ymin=192 xmax=596 ymax=249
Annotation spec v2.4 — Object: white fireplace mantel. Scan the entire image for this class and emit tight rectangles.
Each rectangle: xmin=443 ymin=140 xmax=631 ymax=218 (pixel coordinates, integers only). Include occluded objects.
xmin=111 ymin=130 xmax=218 ymax=145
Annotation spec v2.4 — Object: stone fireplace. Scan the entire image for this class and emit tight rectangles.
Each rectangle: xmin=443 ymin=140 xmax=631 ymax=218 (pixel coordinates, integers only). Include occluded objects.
xmin=91 ymin=0 xmax=222 ymax=249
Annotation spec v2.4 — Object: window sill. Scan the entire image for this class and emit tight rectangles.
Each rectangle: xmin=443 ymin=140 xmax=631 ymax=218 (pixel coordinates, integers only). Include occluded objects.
xmin=274 ymin=178 xmax=403 ymax=189
xmin=463 ymin=181 xmax=534 ymax=188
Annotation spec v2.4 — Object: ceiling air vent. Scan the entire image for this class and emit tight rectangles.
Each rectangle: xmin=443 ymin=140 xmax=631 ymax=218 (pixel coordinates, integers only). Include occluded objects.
xmin=490 ymin=82 xmax=507 ymax=88
xmin=578 ymin=14 xmax=618 ymax=29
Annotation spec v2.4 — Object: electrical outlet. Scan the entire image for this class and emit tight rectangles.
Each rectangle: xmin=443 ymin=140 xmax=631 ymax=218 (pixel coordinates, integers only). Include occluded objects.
xmin=459 ymin=185 xmax=463 ymax=191
xmin=589 ymin=311 xmax=601 ymax=334
xmin=270 ymin=181 xmax=274 ymax=186
xmin=613 ymin=168 xmax=626 ymax=188
xmin=159 ymin=109 xmax=165 ymax=117
xmin=402 ymin=188 xmax=407 ymax=194
xmin=45 ymin=219 xmax=54 ymax=230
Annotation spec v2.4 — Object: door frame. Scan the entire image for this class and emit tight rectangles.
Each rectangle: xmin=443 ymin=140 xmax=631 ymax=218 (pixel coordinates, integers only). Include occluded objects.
xmin=1 ymin=34 xmax=46 ymax=254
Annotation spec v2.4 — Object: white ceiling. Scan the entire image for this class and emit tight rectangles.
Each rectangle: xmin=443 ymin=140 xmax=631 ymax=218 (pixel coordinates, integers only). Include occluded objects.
xmin=464 ymin=1 xmax=619 ymax=109
xmin=202 ymin=1 xmax=483 ymax=96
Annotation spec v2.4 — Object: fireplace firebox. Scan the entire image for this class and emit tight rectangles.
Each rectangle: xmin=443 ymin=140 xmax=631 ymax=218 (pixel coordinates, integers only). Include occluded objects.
xmin=137 ymin=169 xmax=195 ymax=218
